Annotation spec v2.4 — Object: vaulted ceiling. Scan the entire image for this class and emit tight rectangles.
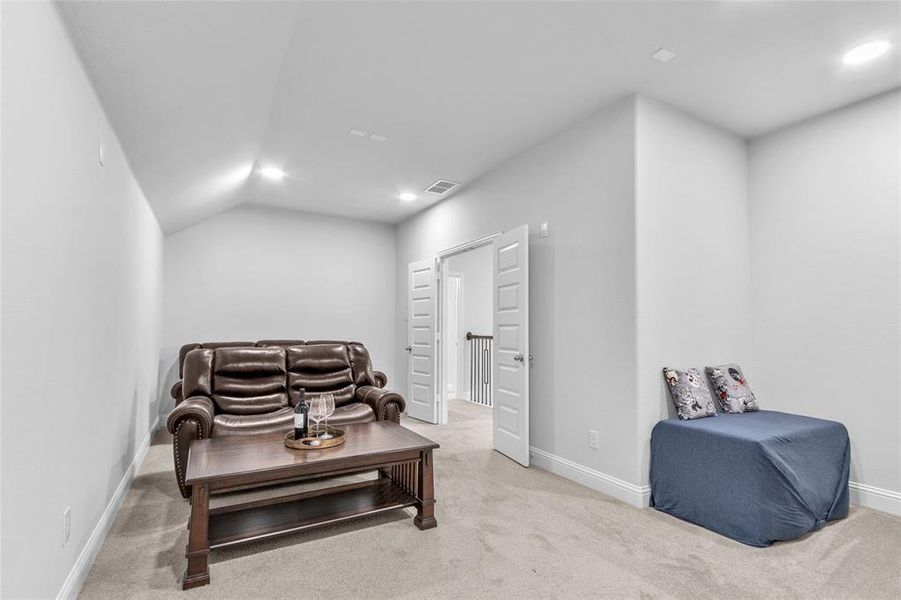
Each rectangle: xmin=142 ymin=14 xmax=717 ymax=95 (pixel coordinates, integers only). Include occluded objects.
xmin=58 ymin=1 xmax=900 ymax=233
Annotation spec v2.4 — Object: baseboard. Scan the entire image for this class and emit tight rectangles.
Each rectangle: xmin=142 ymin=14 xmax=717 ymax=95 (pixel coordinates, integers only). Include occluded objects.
xmin=529 ymin=446 xmax=650 ymax=508
xmin=56 ymin=416 xmax=160 ymax=600
xmin=850 ymin=481 xmax=901 ymax=516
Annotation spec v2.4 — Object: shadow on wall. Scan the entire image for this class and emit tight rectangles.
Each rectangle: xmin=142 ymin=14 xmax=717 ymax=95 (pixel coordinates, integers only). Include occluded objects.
xmin=157 ymin=349 xmax=180 ymax=418
xmin=662 ymin=379 xmax=677 ymax=420
xmin=528 ymin=230 xmax=555 ymax=452
xmin=107 ymin=388 xmax=138 ymax=507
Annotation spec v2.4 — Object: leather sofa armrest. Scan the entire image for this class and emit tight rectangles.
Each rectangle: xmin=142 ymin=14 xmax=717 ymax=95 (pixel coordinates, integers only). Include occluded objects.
xmin=166 ymin=396 xmax=214 ymax=499
xmin=170 ymin=380 xmax=184 ymax=403
xmin=356 ymin=386 xmax=405 ymax=423
xmin=166 ymin=396 xmax=214 ymax=437
xmin=373 ymin=371 xmax=387 ymax=388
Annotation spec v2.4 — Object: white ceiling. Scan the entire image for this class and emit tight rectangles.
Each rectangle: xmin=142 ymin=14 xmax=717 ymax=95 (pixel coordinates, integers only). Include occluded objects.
xmin=59 ymin=1 xmax=900 ymax=233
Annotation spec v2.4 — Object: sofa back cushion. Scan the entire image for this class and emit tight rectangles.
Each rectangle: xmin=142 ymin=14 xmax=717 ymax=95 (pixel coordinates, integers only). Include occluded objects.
xmin=182 ymin=348 xmax=214 ymax=398
xmin=256 ymin=339 xmax=305 ymax=348
xmin=210 ymin=347 xmax=288 ymax=415
xmin=178 ymin=344 xmax=202 ymax=378
xmin=287 ymin=344 xmax=355 ymax=407
xmin=347 ymin=342 xmax=376 ymax=387
xmin=178 ymin=341 xmax=254 ymax=377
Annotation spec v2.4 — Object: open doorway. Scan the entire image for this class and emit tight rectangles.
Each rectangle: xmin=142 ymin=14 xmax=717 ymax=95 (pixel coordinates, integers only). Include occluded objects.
xmin=406 ymin=225 xmax=530 ymax=465
xmin=440 ymin=244 xmax=493 ymax=425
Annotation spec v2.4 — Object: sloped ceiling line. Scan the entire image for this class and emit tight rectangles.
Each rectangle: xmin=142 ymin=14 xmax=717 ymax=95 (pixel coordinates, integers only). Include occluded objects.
xmin=58 ymin=1 xmax=901 ymax=233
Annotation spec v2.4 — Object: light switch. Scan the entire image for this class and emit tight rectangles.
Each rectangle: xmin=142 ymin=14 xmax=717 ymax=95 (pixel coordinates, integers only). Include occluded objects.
xmin=99 ymin=143 xmax=105 ymax=166
xmin=539 ymin=222 xmax=548 ymax=239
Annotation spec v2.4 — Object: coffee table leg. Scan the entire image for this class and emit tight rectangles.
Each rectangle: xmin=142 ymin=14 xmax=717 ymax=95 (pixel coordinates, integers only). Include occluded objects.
xmin=183 ymin=482 xmax=210 ymax=589
xmin=413 ymin=449 xmax=437 ymax=530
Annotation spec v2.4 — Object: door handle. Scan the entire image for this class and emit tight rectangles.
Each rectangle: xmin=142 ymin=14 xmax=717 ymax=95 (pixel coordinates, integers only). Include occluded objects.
xmin=513 ymin=353 xmax=524 ymax=362
xmin=405 ymin=345 xmax=413 ymax=352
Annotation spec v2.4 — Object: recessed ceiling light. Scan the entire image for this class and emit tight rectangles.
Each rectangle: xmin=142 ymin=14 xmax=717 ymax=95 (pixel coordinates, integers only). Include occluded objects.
xmin=259 ymin=166 xmax=285 ymax=180
xmin=651 ymin=47 xmax=676 ymax=63
xmin=399 ymin=192 xmax=418 ymax=201
xmin=843 ymin=40 xmax=891 ymax=66
xmin=350 ymin=128 xmax=388 ymax=141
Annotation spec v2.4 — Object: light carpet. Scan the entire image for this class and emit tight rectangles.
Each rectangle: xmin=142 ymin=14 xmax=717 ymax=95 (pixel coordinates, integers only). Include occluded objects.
xmin=78 ymin=400 xmax=901 ymax=599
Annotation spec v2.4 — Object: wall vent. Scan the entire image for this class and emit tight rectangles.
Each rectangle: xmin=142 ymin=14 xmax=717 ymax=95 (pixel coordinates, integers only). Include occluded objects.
xmin=424 ymin=179 xmax=459 ymax=195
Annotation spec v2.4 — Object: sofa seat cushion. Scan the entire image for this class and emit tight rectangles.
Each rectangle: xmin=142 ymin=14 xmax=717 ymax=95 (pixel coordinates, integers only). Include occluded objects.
xmin=211 ymin=403 xmax=375 ymax=436
xmin=327 ymin=402 xmax=375 ymax=426
xmin=212 ymin=407 xmax=294 ymax=436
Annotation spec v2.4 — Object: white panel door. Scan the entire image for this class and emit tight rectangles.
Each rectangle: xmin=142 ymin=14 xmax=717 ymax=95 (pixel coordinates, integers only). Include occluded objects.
xmin=492 ymin=225 xmax=530 ymax=466
xmin=407 ymin=259 xmax=438 ymax=423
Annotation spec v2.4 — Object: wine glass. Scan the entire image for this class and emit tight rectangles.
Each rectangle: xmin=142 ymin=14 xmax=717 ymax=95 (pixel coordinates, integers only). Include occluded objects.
xmin=319 ymin=393 xmax=336 ymax=439
xmin=308 ymin=395 xmax=325 ymax=438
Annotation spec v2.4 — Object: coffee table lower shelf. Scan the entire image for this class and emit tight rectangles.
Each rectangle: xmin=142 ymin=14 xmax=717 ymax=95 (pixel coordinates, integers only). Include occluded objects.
xmin=207 ymin=479 xmax=417 ymax=549
xmin=181 ymin=424 xmax=438 ymax=590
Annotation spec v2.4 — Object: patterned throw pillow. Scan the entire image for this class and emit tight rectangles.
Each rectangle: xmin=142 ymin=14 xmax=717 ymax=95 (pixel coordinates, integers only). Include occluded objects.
xmin=705 ymin=364 xmax=759 ymax=413
xmin=662 ymin=367 xmax=717 ymax=420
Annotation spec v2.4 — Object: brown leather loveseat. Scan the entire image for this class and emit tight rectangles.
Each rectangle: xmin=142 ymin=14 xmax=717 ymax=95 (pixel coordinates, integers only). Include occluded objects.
xmin=169 ymin=339 xmax=388 ymax=401
xmin=165 ymin=342 xmax=404 ymax=498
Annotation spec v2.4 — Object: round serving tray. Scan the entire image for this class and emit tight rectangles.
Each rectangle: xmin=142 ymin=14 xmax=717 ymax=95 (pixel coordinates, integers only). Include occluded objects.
xmin=284 ymin=427 xmax=346 ymax=450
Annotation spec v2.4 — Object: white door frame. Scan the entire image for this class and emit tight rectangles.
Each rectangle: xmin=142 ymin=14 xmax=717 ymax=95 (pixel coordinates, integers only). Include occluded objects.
xmin=435 ymin=232 xmax=502 ymax=425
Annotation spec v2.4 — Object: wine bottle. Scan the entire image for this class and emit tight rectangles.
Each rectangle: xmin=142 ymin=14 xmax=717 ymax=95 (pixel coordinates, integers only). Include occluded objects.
xmin=294 ymin=388 xmax=308 ymax=439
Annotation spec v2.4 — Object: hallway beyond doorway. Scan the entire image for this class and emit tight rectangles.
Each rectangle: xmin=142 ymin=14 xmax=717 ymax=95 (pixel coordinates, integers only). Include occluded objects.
xmin=442 ymin=244 xmax=493 ymax=419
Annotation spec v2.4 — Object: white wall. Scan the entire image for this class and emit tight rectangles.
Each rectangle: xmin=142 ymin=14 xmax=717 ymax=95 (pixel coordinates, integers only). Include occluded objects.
xmin=447 ymin=245 xmax=493 ymax=398
xmin=749 ymin=90 xmax=901 ymax=505
xmin=1 ymin=2 xmax=164 ymax=598
xmin=1 ymin=4 xmax=5 ymax=590
xmin=447 ymin=244 xmax=493 ymax=338
xmin=396 ymin=98 xmax=639 ymax=485
xmin=634 ymin=97 xmax=752 ymax=488
xmin=161 ymin=204 xmax=397 ymax=412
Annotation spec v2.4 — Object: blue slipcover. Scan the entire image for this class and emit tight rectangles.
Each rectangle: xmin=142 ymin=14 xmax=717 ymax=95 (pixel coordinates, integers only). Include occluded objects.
xmin=650 ymin=410 xmax=849 ymax=547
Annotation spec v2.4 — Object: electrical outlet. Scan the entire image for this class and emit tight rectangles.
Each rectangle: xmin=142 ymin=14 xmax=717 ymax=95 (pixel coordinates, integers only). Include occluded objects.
xmin=588 ymin=430 xmax=599 ymax=450
xmin=62 ymin=507 xmax=71 ymax=547
xmin=539 ymin=222 xmax=548 ymax=239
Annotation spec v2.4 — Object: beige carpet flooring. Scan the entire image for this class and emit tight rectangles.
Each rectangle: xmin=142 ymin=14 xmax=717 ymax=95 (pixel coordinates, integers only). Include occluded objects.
xmin=78 ymin=400 xmax=901 ymax=599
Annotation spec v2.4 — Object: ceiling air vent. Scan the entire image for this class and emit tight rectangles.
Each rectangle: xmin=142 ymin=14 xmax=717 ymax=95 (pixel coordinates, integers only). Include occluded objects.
xmin=424 ymin=179 xmax=459 ymax=195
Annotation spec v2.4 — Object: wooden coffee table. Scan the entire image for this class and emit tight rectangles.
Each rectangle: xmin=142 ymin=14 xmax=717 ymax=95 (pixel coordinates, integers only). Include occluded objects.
xmin=181 ymin=421 xmax=439 ymax=590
